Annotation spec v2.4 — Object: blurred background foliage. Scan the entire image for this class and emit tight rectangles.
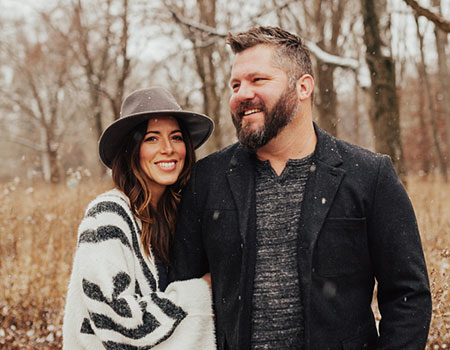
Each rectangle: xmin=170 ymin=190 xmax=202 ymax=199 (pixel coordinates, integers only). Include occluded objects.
xmin=0 ymin=0 xmax=449 ymax=185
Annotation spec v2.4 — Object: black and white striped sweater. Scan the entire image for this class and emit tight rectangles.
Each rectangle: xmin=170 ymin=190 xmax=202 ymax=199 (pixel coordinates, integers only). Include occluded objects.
xmin=63 ymin=189 xmax=215 ymax=349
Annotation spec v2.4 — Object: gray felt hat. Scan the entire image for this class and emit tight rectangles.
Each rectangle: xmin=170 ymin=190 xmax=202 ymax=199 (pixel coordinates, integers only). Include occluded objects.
xmin=98 ymin=87 xmax=214 ymax=168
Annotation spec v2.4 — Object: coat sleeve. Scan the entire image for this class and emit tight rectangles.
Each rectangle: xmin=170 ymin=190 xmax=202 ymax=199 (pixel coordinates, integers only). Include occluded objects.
xmin=368 ymin=156 xmax=432 ymax=349
xmin=169 ymin=165 xmax=210 ymax=282
xmin=66 ymin=196 xmax=215 ymax=349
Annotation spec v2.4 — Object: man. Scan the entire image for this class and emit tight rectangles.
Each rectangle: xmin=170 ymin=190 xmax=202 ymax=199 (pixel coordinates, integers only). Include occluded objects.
xmin=169 ymin=26 xmax=431 ymax=350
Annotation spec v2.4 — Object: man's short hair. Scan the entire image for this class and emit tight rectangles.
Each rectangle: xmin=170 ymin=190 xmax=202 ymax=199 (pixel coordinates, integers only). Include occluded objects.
xmin=226 ymin=26 xmax=314 ymax=84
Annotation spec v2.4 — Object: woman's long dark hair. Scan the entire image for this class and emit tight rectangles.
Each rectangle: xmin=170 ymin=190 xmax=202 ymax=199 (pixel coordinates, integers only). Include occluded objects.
xmin=111 ymin=118 xmax=196 ymax=265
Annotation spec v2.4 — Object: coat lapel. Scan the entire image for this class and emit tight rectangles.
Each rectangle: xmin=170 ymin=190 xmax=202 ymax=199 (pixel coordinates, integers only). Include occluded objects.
xmin=298 ymin=125 xmax=345 ymax=349
xmin=226 ymin=145 xmax=255 ymax=243
xmin=299 ymin=125 xmax=345 ymax=251
xmin=300 ymin=159 xmax=345 ymax=250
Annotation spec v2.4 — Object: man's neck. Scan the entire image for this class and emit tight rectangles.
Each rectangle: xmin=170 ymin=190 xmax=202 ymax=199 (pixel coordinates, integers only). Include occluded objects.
xmin=256 ymin=117 xmax=316 ymax=176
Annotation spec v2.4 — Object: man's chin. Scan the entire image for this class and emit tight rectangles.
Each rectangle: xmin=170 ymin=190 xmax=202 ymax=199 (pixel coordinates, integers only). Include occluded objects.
xmin=238 ymin=133 xmax=269 ymax=152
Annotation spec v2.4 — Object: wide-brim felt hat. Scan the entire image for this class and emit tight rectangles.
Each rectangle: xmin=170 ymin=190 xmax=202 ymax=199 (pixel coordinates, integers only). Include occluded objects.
xmin=98 ymin=87 xmax=214 ymax=168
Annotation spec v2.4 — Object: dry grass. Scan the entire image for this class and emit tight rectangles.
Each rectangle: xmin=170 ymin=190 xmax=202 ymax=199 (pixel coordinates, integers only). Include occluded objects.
xmin=408 ymin=177 xmax=450 ymax=348
xmin=0 ymin=178 xmax=111 ymax=349
xmin=0 ymin=176 xmax=448 ymax=349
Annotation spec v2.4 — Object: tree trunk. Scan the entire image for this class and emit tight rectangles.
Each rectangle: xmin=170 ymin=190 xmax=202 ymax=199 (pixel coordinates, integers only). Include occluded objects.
xmin=313 ymin=0 xmax=343 ymax=137
xmin=41 ymin=151 xmax=51 ymax=183
xmin=49 ymin=148 xmax=61 ymax=183
xmin=40 ymin=127 xmax=61 ymax=183
xmin=71 ymin=0 xmax=131 ymax=172
xmin=191 ymin=0 xmax=223 ymax=150
xmin=416 ymin=81 xmax=433 ymax=175
xmin=316 ymin=63 xmax=338 ymax=136
xmin=361 ymin=0 xmax=407 ymax=184
xmin=415 ymin=15 xmax=448 ymax=182
xmin=353 ymin=75 xmax=361 ymax=146
xmin=432 ymin=0 xmax=450 ymax=173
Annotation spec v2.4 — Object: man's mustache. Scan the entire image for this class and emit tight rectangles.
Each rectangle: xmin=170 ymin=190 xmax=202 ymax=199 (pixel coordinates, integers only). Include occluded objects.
xmin=234 ymin=99 xmax=267 ymax=119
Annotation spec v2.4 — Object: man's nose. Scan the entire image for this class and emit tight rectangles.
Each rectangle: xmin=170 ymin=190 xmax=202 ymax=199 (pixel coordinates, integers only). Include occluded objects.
xmin=235 ymin=82 xmax=255 ymax=100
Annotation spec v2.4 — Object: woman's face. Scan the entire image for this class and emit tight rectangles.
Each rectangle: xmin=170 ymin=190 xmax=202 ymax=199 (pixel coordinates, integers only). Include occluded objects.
xmin=139 ymin=116 xmax=186 ymax=193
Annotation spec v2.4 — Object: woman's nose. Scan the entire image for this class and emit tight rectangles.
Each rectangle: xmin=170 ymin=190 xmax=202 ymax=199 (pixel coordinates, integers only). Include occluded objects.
xmin=160 ymin=138 xmax=174 ymax=154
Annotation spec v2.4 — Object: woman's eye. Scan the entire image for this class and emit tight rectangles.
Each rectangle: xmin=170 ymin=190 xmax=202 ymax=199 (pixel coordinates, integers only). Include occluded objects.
xmin=172 ymin=134 xmax=184 ymax=141
xmin=144 ymin=136 xmax=157 ymax=142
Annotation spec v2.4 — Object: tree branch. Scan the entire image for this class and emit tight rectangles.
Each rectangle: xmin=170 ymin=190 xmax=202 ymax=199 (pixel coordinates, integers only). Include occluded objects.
xmin=306 ymin=41 xmax=359 ymax=70
xmin=166 ymin=3 xmax=369 ymax=87
xmin=167 ymin=6 xmax=226 ymax=38
xmin=166 ymin=5 xmax=360 ymax=68
xmin=2 ymin=135 xmax=45 ymax=152
xmin=403 ymin=0 xmax=450 ymax=32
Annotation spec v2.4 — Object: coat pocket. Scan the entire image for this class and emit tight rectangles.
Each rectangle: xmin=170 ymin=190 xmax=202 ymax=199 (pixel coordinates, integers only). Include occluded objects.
xmin=315 ymin=217 xmax=370 ymax=277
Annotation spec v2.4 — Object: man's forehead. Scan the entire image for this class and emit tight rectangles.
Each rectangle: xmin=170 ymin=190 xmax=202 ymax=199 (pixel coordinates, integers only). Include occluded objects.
xmin=232 ymin=46 xmax=277 ymax=67
xmin=230 ymin=51 xmax=284 ymax=81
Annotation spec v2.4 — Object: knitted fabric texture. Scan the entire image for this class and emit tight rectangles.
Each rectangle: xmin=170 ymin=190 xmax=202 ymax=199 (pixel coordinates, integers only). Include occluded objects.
xmin=63 ymin=189 xmax=215 ymax=350
xmin=251 ymin=157 xmax=312 ymax=349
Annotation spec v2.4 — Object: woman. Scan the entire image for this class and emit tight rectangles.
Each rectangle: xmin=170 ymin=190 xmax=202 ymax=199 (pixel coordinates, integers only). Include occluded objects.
xmin=63 ymin=87 xmax=216 ymax=349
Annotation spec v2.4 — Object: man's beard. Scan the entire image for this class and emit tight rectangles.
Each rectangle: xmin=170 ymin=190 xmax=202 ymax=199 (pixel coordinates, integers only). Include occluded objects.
xmin=231 ymin=83 xmax=299 ymax=152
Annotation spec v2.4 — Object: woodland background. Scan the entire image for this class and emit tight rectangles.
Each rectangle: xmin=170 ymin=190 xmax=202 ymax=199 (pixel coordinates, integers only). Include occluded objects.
xmin=0 ymin=0 xmax=449 ymax=348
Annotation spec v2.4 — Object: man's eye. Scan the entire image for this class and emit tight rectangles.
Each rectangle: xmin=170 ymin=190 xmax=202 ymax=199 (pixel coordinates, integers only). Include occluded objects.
xmin=231 ymin=84 xmax=240 ymax=92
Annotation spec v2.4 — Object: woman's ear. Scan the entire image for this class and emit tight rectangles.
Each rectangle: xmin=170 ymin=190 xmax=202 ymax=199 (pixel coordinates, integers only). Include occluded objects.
xmin=296 ymin=74 xmax=314 ymax=101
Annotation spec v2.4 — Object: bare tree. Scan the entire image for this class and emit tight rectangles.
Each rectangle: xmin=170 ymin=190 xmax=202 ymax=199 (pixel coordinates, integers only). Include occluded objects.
xmin=414 ymin=15 xmax=448 ymax=182
xmin=431 ymin=0 xmax=450 ymax=174
xmin=187 ymin=0 xmax=222 ymax=150
xmin=278 ymin=0 xmax=368 ymax=139
xmin=403 ymin=0 xmax=450 ymax=32
xmin=311 ymin=0 xmax=347 ymax=136
xmin=361 ymin=0 xmax=406 ymax=183
xmin=41 ymin=0 xmax=132 ymax=147
xmin=0 ymin=20 xmax=77 ymax=183
xmin=163 ymin=0 xmax=229 ymax=151
xmin=72 ymin=0 xmax=131 ymax=135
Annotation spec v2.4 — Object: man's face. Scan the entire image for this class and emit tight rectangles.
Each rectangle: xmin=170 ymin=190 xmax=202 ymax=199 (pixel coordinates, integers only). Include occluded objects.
xmin=229 ymin=44 xmax=299 ymax=151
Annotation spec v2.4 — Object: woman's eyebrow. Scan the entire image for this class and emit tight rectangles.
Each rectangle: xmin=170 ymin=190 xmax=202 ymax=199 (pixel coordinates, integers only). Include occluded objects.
xmin=145 ymin=129 xmax=182 ymax=135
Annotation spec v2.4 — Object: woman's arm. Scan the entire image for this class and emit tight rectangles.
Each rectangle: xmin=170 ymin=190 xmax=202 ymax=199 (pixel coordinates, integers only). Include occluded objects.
xmin=64 ymin=192 xmax=215 ymax=349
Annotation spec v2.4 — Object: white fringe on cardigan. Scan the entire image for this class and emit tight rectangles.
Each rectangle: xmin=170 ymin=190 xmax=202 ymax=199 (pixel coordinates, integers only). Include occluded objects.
xmin=63 ymin=189 xmax=216 ymax=349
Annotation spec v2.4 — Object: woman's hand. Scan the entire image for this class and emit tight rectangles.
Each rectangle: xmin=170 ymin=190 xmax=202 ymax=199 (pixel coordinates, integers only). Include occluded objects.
xmin=201 ymin=273 xmax=211 ymax=289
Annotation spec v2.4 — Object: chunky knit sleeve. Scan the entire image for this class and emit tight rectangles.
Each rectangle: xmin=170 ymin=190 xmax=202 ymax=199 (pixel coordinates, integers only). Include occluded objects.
xmin=63 ymin=190 xmax=216 ymax=350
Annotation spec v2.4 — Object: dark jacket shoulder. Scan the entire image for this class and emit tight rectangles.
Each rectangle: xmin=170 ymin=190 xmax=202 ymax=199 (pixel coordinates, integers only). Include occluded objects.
xmin=196 ymin=142 xmax=240 ymax=169
xmin=315 ymin=126 xmax=386 ymax=166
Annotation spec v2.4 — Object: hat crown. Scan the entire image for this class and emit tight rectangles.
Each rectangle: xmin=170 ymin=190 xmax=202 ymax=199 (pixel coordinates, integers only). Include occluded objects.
xmin=120 ymin=88 xmax=182 ymax=119
xmin=99 ymin=86 xmax=214 ymax=169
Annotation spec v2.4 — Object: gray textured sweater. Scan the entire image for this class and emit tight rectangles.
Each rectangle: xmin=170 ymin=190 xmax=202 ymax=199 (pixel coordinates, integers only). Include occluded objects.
xmin=251 ymin=156 xmax=312 ymax=350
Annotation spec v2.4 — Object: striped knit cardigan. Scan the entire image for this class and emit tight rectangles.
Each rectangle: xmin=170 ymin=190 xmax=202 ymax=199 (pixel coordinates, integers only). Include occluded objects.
xmin=63 ymin=189 xmax=216 ymax=350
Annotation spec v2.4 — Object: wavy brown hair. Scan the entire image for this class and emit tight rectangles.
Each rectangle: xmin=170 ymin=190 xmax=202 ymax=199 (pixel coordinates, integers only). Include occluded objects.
xmin=111 ymin=118 xmax=196 ymax=265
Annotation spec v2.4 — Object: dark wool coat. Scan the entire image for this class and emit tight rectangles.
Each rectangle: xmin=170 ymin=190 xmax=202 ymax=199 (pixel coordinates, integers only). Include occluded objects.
xmin=169 ymin=124 xmax=432 ymax=350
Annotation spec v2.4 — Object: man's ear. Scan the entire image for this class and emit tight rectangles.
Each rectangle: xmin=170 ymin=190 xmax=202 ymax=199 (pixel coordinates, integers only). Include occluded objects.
xmin=296 ymin=74 xmax=314 ymax=101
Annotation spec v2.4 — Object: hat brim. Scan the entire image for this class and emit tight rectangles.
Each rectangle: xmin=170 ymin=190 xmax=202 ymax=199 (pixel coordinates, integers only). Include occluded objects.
xmin=98 ymin=110 xmax=214 ymax=168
